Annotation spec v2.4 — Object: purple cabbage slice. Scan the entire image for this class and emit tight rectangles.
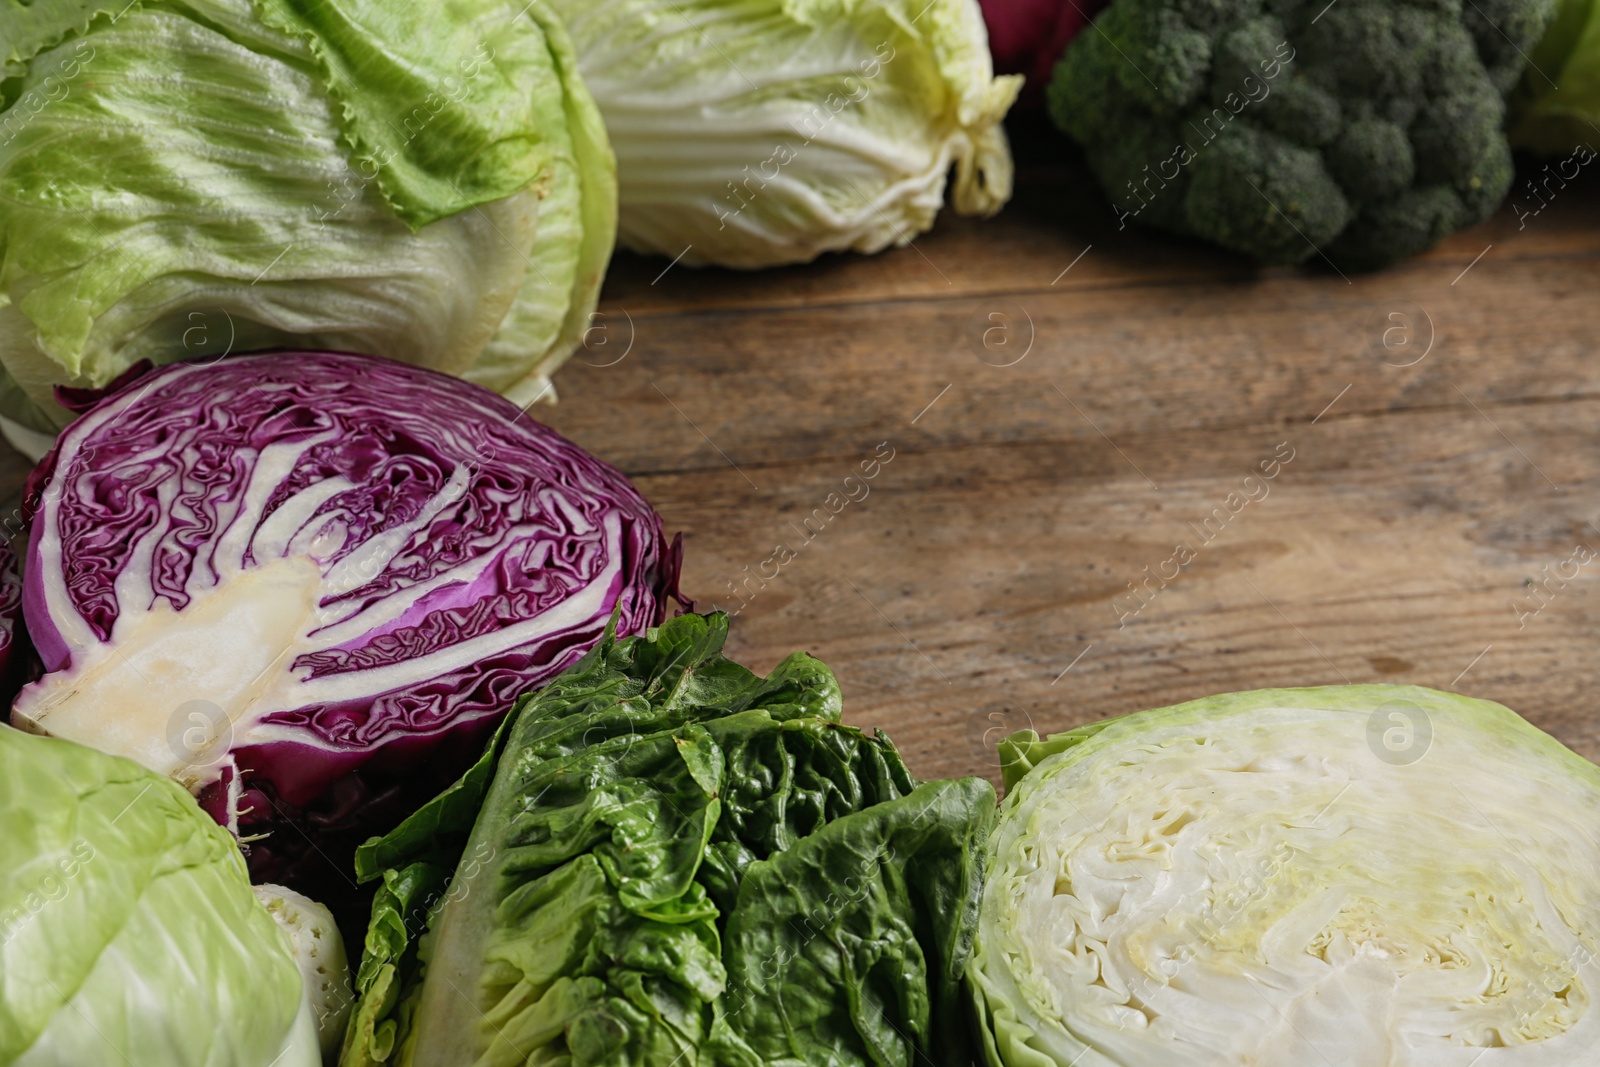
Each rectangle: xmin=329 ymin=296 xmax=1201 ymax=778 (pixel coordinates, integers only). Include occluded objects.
xmin=12 ymin=351 xmax=679 ymax=896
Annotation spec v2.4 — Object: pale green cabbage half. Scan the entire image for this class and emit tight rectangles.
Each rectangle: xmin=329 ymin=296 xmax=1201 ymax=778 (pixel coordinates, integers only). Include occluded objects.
xmin=0 ymin=724 xmax=316 ymax=1066
xmin=970 ymin=685 xmax=1600 ymax=1066
xmin=0 ymin=0 xmax=615 ymax=432
xmin=546 ymin=0 xmax=1022 ymax=269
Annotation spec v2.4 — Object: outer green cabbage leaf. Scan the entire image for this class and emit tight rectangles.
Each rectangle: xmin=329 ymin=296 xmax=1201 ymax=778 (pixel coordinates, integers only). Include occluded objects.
xmin=466 ymin=0 xmax=618 ymax=409
xmin=545 ymin=0 xmax=1022 ymax=268
xmin=1512 ymin=0 xmax=1600 ymax=153
xmin=0 ymin=0 xmax=613 ymax=431
xmin=342 ymin=613 xmax=993 ymax=1067
xmin=969 ymin=685 xmax=1600 ymax=1067
xmin=0 ymin=0 xmax=122 ymax=68
xmin=0 ymin=724 xmax=316 ymax=1067
xmin=249 ymin=0 xmax=548 ymax=228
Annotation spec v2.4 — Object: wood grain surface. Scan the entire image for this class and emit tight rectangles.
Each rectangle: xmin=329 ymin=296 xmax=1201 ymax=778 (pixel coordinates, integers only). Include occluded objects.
xmin=7 ymin=140 xmax=1598 ymax=788
xmin=539 ymin=146 xmax=1600 ymax=785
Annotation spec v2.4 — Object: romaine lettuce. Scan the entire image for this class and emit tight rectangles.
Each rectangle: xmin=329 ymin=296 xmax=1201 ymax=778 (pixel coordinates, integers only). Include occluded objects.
xmin=342 ymin=613 xmax=996 ymax=1067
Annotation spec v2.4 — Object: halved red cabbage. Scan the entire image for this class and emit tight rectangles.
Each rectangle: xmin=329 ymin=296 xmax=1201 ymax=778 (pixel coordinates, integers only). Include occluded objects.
xmin=12 ymin=351 xmax=678 ymax=894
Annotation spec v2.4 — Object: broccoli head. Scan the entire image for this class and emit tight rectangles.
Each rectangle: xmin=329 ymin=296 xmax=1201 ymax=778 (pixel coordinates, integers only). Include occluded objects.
xmin=1049 ymin=0 xmax=1555 ymax=268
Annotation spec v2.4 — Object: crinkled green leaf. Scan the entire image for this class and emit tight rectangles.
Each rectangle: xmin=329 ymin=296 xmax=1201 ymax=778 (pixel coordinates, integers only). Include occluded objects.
xmin=393 ymin=669 xmax=746 ymax=1063
xmin=341 ymin=861 xmax=453 ymax=1067
xmin=709 ymin=777 xmax=996 ymax=1067
xmin=475 ymin=854 xmax=720 ymax=1065
xmin=342 ymin=614 xmax=846 ymax=1066
xmin=698 ymin=713 xmax=916 ymax=914
xmin=0 ymin=0 xmax=124 ymax=67
xmin=342 ymin=614 xmax=993 ymax=1067
xmin=249 ymin=0 xmax=546 ymax=228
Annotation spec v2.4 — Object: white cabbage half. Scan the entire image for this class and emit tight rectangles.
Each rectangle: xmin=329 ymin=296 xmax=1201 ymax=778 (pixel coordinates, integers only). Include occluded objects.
xmin=971 ymin=686 xmax=1600 ymax=1066
xmin=547 ymin=0 xmax=1022 ymax=268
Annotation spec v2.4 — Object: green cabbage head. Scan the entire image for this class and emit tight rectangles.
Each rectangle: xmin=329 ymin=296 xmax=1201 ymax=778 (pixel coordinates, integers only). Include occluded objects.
xmin=0 ymin=0 xmax=615 ymax=433
xmin=545 ymin=0 xmax=1022 ymax=268
xmin=0 ymin=724 xmax=316 ymax=1066
xmin=970 ymin=685 xmax=1600 ymax=1066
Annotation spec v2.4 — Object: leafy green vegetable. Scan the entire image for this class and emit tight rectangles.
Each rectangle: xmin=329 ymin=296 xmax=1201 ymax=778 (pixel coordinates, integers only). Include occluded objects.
xmin=969 ymin=685 xmax=1600 ymax=1065
xmin=0 ymin=0 xmax=614 ymax=432
xmin=0 ymin=724 xmax=316 ymax=1066
xmin=342 ymin=613 xmax=996 ymax=1067
xmin=545 ymin=0 xmax=1022 ymax=268
xmin=710 ymin=777 xmax=994 ymax=1067
xmin=249 ymin=0 xmax=547 ymax=228
xmin=1511 ymin=0 xmax=1600 ymax=152
xmin=1050 ymin=0 xmax=1554 ymax=268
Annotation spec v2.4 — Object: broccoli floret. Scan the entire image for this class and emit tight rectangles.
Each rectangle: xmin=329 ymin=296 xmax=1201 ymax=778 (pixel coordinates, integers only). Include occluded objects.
xmin=1050 ymin=0 xmax=1555 ymax=268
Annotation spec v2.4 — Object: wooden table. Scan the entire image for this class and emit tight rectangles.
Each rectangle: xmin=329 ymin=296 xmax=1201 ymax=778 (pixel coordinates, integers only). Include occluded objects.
xmin=536 ymin=138 xmax=1600 ymax=785
xmin=6 ymin=137 xmax=1596 ymax=789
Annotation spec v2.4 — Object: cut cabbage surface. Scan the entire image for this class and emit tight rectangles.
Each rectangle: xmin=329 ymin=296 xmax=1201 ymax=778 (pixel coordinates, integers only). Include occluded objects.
xmin=971 ymin=685 xmax=1600 ymax=1067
